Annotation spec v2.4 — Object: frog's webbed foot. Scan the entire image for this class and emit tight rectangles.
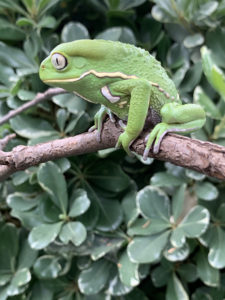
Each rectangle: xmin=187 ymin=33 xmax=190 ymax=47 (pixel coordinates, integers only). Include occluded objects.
xmin=143 ymin=102 xmax=206 ymax=160
xmin=143 ymin=123 xmax=170 ymax=160
xmin=88 ymin=105 xmax=115 ymax=142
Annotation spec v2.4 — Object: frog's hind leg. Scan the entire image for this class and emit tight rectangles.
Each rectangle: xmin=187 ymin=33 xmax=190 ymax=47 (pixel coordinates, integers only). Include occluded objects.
xmin=143 ymin=102 xmax=206 ymax=160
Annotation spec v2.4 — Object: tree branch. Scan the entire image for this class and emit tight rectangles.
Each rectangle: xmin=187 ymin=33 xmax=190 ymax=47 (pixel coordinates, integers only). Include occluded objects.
xmin=0 ymin=88 xmax=66 ymax=126
xmin=0 ymin=119 xmax=225 ymax=181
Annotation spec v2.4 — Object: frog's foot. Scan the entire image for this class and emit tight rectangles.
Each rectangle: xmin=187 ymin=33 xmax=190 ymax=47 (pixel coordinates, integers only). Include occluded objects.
xmin=88 ymin=106 xmax=115 ymax=142
xmin=116 ymin=131 xmax=135 ymax=156
xmin=143 ymin=123 xmax=169 ymax=159
xmin=143 ymin=119 xmax=205 ymax=160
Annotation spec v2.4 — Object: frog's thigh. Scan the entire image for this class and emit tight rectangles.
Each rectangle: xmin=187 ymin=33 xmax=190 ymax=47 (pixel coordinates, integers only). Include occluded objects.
xmin=145 ymin=102 xmax=206 ymax=157
xmin=161 ymin=102 xmax=206 ymax=125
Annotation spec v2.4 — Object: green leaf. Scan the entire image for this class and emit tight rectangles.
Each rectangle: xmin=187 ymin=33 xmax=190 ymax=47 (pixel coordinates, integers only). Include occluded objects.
xmin=166 ymin=273 xmax=188 ymax=300
xmin=69 ymin=189 xmax=90 ymax=217
xmin=195 ymin=182 xmax=219 ymax=201
xmin=197 ymin=1 xmax=218 ymax=20
xmin=137 ymin=186 xmax=170 ymax=221
xmin=17 ymin=239 xmax=38 ymax=269
xmin=61 ymin=22 xmax=89 ymax=42
xmin=38 ymin=16 xmax=56 ymax=29
xmin=128 ymin=218 xmax=170 ymax=236
xmin=180 ymin=61 xmax=202 ymax=93
xmin=7 ymin=268 xmax=31 ymax=296
xmin=164 ymin=243 xmax=189 ymax=262
xmin=107 ymin=273 xmax=133 ymax=296
xmin=10 ymin=115 xmax=58 ymax=139
xmin=33 ymin=255 xmax=62 ymax=279
xmin=53 ymin=93 xmax=87 ymax=114
xmin=96 ymin=198 xmax=123 ymax=231
xmin=172 ymin=184 xmax=186 ymax=223
xmin=37 ymin=162 xmax=68 ymax=213
xmin=118 ymin=251 xmax=139 ymax=287
xmin=78 ymin=260 xmax=113 ymax=295
xmin=151 ymin=264 xmax=171 ymax=287
xmin=177 ymin=263 xmax=198 ymax=283
xmin=59 ymin=222 xmax=87 ymax=246
xmin=7 ymin=193 xmax=40 ymax=211
xmin=87 ymin=161 xmax=131 ymax=193
xmin=170 ymin=206 xmax=209 ymax=247
xmin=122 ymin=189 xmax=138 ymax=227
xmin=196 ymin=248 xmax=219 ymax=287
xmin=201 ymin=46 xmax=225 ymax=99
xmin=28 ymin=222 xmax=63 ymax=250
xmin=96 ymin=27 xmax=136 ymax=44
xmin=208 ymin=226 xmax=225 ymax=269
xmin=128 ymin=231 xmax=170 ymax=263
xmin=193 ymin=86 xmax=221 ymax=120
xmin=0 ymin=18 xmax=25 ymax=41
xmin=16 ymin=17 xmax=34 ymax=27
xmin=183 ymin=33 xmax=204 ymax=48
xmin=118 ymin=0 xmax=146 ymax=10
xmin=0 ymin=223 xmax=19 ymax=273
xmin=56 ymin=108 xmax=69 ymax=132
xmin=90 ymin=236 xmax=124 ymax=260
xmin=151 ymin=172 xmax=186 ymax=187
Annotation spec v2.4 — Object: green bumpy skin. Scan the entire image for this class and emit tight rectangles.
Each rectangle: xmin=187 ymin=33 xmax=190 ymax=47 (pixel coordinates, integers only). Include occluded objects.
xmin=39 ymin=39 xmax=206 ymax=159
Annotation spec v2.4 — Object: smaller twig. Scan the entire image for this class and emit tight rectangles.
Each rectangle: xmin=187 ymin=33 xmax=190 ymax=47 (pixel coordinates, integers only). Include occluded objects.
xmin=0 ymin=88 xmax=67 ymax=126
xmin=0 ymin=134 xmax=16 ymax=150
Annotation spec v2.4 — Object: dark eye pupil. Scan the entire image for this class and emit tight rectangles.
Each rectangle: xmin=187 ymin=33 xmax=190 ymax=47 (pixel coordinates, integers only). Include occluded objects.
xmin=56 ymin=57 xmax=59 ymax=65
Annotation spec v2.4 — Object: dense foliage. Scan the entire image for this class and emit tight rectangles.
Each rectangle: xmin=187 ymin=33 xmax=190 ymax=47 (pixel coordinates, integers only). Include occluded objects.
xmin=0 ymin=0 xmax=225 ymax=299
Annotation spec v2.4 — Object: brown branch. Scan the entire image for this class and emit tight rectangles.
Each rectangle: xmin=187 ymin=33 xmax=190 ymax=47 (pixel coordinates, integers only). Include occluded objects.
xmin=0 ymin=119 xmax=225 ymax=181
xmin=0 ymin=88 xmax=66 ymax=126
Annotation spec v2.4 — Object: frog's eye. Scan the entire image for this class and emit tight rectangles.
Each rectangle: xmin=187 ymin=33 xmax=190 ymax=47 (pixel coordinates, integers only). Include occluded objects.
xmin=51 ymin=53 xmax=67 ymax=70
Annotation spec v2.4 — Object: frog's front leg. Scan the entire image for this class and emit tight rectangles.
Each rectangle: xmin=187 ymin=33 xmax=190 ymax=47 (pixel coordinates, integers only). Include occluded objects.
xmin=89 ymin=105 xmax=115 ymax=142
xmin=108 ymin=79 xmax=152 ymax=155
xmin=144 ymin=102 xmax=206 ymax=159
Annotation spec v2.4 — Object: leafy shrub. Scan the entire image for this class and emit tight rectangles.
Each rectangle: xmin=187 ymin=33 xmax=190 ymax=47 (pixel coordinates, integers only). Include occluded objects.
xmin=0 ymin=0 xmax=225 ymax=299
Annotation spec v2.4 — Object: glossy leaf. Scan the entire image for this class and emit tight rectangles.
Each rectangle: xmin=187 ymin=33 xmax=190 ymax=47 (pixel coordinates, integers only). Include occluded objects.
xmin=59 ymin=221 xmax=87 ymax=246
xmin=78 ymin=260 xmax=113 ymax=295
xmin=37 ymin=162 xmax=68 ymax=213
xmin=33 ymin=255 xmax=62 ymax=279
xmin=118 ymin=251 xmax=139 ymax=287
xmin=69 ymin=189 xmax=90 ymax=217
xmin=61 ymin=22 xmax=89 ymax=42
xmin=201 ymin=46 xmax=225 ymax=99
xmin=166 ymin=273 xmax=188 ymax=300
xmin=195 ymin=182 xmax=219 ymax=201
xmin=128 ymin=231 xmax=170 ymax=263
xmin=137 ymin=186 xmax=170 ymax=221
xmin=28 ymin=222 xmax=63 ymax=250
xmin=196 ymin=248 xmax=219 ymax=287
xmin=194 ymin=86 xmax=221 ymax=120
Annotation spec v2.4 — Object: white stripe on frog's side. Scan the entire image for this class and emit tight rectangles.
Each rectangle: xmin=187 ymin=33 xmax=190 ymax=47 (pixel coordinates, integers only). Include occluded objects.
xmin=44 ymin=69 xmax=177 ymax=101
xmin=101 ymin=85 xmax=120 ymax=103
xmin=44 ymin=70 xmax=138 ymax=83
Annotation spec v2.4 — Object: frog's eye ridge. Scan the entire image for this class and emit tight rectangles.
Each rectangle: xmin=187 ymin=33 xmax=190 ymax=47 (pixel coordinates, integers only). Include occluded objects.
xmin=51 ymin=53 xmax=67 ymax=70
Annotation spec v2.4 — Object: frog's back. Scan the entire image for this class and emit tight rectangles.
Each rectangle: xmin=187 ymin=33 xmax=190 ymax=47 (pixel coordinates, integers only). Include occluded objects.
xmin=94 ymin=40 xmax=180 ymax=104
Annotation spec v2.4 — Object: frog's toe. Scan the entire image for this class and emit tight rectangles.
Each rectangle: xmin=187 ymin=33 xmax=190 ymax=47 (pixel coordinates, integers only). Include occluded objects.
xmin=116 ymin=132 xmax=134 ymax=156
xmin=88 ymin=125 xmax=96 ymax=132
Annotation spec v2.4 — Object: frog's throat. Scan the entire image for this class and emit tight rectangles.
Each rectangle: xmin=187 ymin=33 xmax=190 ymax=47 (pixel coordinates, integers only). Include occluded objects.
xmin=43 ymin=70 xmax=138 ymax=83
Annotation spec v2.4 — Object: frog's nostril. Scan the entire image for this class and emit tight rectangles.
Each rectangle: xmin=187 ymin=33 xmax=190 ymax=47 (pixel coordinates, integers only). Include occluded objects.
xmin=41 ymin=64 xmax=45 ymax=69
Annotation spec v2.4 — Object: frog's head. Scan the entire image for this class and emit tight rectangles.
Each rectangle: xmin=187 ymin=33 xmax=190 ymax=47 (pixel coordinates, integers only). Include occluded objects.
xmin=39 ymin=39 xmax=110 ymax=91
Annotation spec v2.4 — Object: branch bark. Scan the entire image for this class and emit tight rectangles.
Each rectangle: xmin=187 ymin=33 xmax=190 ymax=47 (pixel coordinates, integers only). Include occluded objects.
xmin=0 ymin=119 xmax=225 ymax=181
xmin=0 ymin=88 xmax=66 ymax=126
